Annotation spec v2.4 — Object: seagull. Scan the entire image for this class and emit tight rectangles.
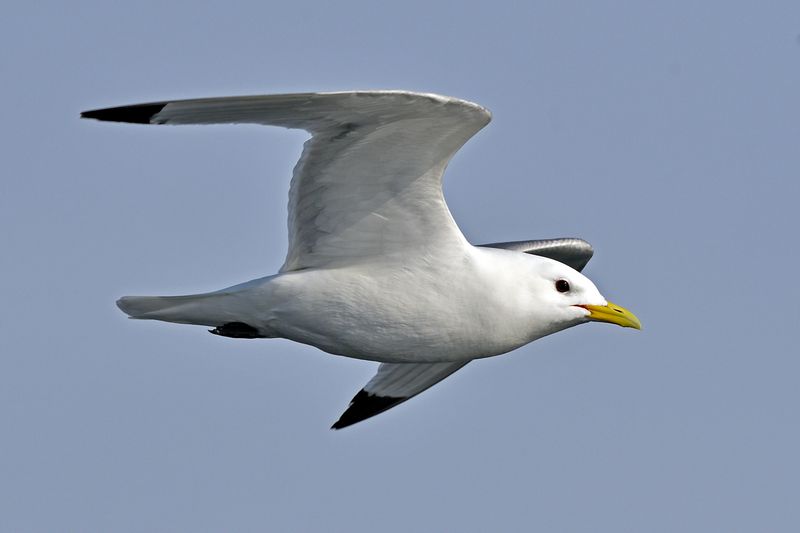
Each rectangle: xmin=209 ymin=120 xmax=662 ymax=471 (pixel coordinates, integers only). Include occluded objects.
xmin=81 ymin=91 xmax=641 ymax=429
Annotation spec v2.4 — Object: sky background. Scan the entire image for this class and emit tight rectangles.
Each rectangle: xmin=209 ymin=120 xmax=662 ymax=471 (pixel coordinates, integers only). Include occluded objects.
xmin=3 ymin=1 xmax=800 ymax=532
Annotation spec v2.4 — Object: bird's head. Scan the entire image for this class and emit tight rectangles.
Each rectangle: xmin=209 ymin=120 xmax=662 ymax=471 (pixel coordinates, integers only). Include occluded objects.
xmin=523 ymin=255 xmax=641 ymax=335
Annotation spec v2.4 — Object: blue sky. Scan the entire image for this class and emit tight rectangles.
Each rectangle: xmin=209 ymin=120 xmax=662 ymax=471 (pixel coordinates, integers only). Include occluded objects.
xmin=3 ymin=1 xmax=800 ymax=531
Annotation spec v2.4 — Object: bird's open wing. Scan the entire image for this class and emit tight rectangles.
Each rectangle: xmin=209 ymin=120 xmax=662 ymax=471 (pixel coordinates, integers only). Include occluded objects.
xmin=331 ymin=361 xmax=469 ymax=429
xmin=479 ymin=238 xmax=594 ymax=272
xmin=82 ymin=91 xmax=491 ymax=271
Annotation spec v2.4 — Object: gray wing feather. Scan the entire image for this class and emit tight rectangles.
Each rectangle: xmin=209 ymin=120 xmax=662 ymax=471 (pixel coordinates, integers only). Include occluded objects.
xmin=331 ymin=361 xmax=469 ymax=429
xmin=478 ymin=238 xmax=594 ymax=272
xmin=82 ymin=91 xmax=491 ymax=272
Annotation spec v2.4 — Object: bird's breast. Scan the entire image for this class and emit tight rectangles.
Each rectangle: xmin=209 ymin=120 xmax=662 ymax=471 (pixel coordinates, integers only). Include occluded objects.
xmin=266 ymin=259 xmax=535 ymax=363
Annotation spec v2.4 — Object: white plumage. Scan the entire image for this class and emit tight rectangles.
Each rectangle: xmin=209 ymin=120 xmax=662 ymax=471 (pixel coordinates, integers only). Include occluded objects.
xmin=83 ymin=91 xmax=640 ymax=429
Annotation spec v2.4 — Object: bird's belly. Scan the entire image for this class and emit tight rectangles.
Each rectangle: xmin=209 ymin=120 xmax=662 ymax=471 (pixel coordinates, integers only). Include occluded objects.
xmin=265 ymin=267 xmax=531 ymax=363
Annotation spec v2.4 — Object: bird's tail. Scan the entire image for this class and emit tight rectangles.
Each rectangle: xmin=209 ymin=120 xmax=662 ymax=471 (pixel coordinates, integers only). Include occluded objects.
xmin=117 ymin=290 xmax=255 ymax=329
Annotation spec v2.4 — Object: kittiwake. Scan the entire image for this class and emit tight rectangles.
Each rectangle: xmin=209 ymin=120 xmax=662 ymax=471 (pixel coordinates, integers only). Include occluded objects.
xmin=81 ymin=91 xmax=641 ymax=429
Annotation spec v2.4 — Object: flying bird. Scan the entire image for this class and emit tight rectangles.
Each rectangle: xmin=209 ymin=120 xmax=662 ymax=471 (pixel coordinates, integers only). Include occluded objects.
xmin=81 ymin=91 xmax=641 ymax=429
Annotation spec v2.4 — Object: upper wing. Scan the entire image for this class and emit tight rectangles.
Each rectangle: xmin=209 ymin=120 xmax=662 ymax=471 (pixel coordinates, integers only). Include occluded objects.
xmin=331 ymin=361 xmax=469 ymax=429
xmin=479 ymin=238 xmax=594 ymax=272
xmin=81 ymin=91 xmax=492 ymax=271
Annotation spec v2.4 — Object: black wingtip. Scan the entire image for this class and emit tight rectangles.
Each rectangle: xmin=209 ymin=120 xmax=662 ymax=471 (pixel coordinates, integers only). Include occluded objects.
xmin=80 ymin=102 xmax=167 ymax=124
xmin=330 ymin=389 xmax=407 ymax=430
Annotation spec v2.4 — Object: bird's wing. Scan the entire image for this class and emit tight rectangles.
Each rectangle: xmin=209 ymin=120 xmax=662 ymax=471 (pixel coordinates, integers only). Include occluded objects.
xmin=81 ymin=91 xmax=491 ymax=271
xmin=479 ymin=238 xmax=594 ymax=272
xmin=331 ymin=361 xmax=469 ymax=429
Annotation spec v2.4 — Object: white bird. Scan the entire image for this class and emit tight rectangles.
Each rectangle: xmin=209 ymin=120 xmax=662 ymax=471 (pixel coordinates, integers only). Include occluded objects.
xmin=82 ymin=91 xmax=640 ymax=429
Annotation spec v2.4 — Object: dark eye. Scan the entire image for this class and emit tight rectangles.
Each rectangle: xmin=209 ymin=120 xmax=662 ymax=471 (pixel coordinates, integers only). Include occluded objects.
xmin=555 ymin=279 xmax=570 ymax=293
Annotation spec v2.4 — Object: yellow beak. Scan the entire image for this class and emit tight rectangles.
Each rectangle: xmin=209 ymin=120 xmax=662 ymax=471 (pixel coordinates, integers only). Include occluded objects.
xmin=579 ymin=301 xmax=642 ymax=330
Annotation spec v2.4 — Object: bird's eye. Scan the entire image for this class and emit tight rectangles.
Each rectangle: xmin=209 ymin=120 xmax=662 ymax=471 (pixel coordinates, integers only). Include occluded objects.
xmin=555 ymin=279 xmax=570 ymax=293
